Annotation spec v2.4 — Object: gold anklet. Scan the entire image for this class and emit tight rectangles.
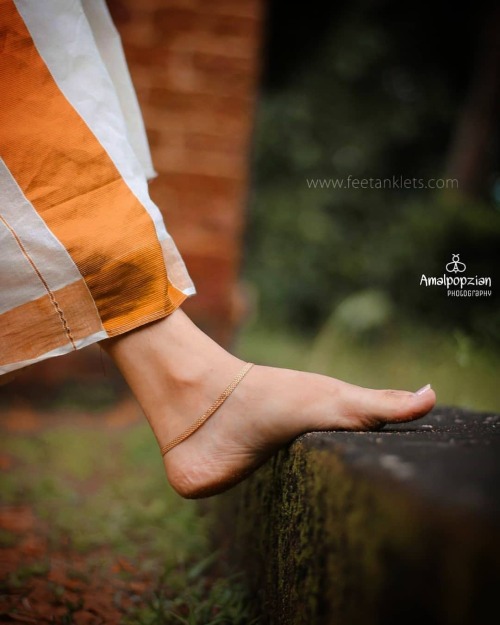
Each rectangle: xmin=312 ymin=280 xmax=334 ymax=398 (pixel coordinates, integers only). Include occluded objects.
xmin=160 ymin=362 xmax=255 ymax=456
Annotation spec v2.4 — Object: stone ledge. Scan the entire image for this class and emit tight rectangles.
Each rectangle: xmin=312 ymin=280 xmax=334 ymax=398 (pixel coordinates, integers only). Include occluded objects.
xmin=211 ymin=407 xmax=500 ymax=625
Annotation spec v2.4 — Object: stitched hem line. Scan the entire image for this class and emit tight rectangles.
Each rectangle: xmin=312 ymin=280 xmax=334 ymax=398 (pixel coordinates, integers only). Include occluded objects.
xmin=0 ymin=213 xmax=77 ymax=350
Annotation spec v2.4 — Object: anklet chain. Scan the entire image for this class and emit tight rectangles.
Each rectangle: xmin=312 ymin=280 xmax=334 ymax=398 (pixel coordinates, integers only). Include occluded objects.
xmin=160 ymin=362 xmax=255 ymax=456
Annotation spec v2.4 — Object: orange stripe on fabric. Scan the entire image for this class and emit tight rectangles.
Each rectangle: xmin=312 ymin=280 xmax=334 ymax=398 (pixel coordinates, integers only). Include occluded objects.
xmin=0 ymin=280 xmax=103 ymax=365
xmin=0 ymin=212 xmax=76 ymax=350
xmin=0 ymin=1 xmax=177 ymax=335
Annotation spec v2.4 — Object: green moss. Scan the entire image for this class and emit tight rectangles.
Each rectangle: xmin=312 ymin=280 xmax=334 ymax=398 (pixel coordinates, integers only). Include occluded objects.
xmin=212 ymin=437 xmax=498 ymax=625
xmin=211 ymin=443 xmax=324 ymax=624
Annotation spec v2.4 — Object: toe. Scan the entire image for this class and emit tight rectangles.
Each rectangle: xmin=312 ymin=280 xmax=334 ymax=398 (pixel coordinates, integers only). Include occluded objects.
xmin=339 ymin=383 xmax=436 ymax=430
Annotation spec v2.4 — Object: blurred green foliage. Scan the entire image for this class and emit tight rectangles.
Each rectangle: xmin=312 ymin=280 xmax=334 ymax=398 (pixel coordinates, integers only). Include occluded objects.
xmin=236 ymin=321 xmax=500 ymax=411
xmin=242 ymin=1 xmax=499 ymax=347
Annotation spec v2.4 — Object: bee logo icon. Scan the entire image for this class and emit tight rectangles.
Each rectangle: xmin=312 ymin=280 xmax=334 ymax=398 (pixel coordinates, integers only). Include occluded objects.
xmin=445 ymin=254 xmax=466 ymax=273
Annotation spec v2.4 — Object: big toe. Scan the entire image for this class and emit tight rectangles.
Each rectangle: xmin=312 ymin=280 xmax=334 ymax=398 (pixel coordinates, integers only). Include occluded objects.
xmin=340 ymin=383 xmax=436 ymax=430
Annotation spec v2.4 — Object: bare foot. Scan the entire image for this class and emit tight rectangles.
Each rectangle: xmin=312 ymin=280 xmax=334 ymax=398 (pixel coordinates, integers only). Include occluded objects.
xmin=102 ymin=309 xmax=436 ymax=499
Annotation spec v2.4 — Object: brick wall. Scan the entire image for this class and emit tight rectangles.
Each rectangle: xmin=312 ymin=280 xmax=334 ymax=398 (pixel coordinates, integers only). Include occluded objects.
xmin=109 ymin=0 xmax=265 ymax=345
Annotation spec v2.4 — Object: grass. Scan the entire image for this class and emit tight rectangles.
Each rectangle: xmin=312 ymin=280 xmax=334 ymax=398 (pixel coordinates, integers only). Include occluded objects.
xmin=235 ymin=319 xmax=500 ymax=412
xmin=125 ymin=567 xmax=262 ymax=625
xmin=2 ymin=425 xmax=206 ymax=563
xmin=1 ymin=418 xmax=261 ymax=623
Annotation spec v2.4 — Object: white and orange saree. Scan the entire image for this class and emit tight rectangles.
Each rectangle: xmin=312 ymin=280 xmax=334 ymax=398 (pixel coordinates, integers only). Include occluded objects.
xmin=0 ymin=0 xmax=196 ymax=376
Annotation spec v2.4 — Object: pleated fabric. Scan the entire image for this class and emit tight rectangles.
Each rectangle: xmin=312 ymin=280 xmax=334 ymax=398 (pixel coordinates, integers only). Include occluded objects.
xmin=0 ymin=0 xmax=196 ymax=376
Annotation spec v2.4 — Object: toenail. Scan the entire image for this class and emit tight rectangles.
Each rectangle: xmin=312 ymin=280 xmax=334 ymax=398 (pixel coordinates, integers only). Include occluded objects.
xmin=414 ymin=383 xmax=432 ymax=396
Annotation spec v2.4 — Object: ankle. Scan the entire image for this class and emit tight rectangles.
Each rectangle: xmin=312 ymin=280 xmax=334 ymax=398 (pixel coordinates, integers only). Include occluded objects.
xmin=101 ymin=309 xmax=244 ymax=440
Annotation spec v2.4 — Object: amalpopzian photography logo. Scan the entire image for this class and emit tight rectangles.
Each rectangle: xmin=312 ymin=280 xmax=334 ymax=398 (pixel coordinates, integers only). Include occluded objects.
xmin=420 ymin=254 xmax=492 ymax=297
